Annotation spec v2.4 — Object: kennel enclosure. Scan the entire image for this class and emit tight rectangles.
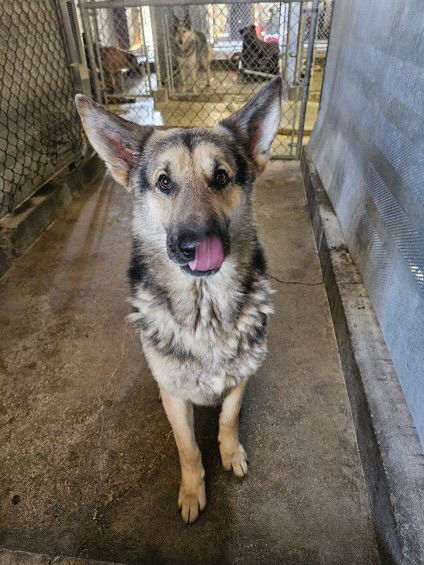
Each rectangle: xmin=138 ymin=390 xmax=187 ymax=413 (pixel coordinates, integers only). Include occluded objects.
xmin=0 ymin=0 xmax=84 ymax=218
xmin=0 ymin=0 xmax=332 ymax=219
xmin=78 ymin=0 xmax=332 ymax=159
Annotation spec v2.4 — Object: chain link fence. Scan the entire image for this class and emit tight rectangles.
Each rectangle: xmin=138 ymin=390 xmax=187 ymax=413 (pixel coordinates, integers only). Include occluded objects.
xmin=0 ymin=0 xmax=331 ymax=218
xmin=81 ymin=0 xmax=333 ymax=159
xmin=0 ymin=1 xmax=84 ymax=218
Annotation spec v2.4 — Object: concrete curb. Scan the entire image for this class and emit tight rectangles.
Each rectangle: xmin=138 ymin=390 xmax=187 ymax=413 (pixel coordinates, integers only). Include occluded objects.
xmin=301 ymin=149 xmax=424 ymax=565
xmin=0 ymin=548 xmax=122 ymax=565
xmin=0 ymin=153 xmax=104 ymax=277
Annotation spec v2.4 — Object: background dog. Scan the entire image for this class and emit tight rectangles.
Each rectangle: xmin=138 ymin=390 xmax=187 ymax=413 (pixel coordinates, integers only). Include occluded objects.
xmin=83 ymin=35 xmax=141 ymax=94
xmin=99 ymin=46 xmax=141 ymax=93
xmin=240 ymin=25 xmax=280 ymax=78
xmin=75 ymin=77 xmax=281 ymax=524
xmin=174 ymin=17 xmax=211 ymax=92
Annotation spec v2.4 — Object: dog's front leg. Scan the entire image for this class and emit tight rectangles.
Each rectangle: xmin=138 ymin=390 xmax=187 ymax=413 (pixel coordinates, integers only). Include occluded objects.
xmin=191 ymin=64 xmax=198 ymax=94
xmin=218 ymin=381 xmax=248 ymax=477
xmin=206 ymin=63 xmax=211 ymax=88
xmin=179 ymin=61 xmax=186 ymax=91
xmin=160 ymin=388 xmax=206 ymax=523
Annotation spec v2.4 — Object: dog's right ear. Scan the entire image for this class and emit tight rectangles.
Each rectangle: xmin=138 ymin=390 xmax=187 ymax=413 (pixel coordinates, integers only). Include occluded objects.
xmin=75 ymin=95 xmax=153 ymax=189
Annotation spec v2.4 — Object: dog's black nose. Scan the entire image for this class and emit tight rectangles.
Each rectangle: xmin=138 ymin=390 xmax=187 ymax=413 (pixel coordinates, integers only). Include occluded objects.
xmin=177 ymin=232 xmax=197 ymax=262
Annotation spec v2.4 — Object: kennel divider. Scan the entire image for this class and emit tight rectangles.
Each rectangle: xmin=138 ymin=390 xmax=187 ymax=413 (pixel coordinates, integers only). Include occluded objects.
xmin=0 ymin=0 xmax=85 ymax=218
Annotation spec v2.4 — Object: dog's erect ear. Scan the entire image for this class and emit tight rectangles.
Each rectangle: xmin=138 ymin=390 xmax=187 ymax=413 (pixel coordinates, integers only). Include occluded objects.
xmin=75 ymin=94 xmax=152 ymax=188
xmin=183 ymin=14 xmax=191 ymax=29
xmin=220 ymin=77 xmax=282 ymax=172
xmin=173 ymin=14 xmax=180 ymax=29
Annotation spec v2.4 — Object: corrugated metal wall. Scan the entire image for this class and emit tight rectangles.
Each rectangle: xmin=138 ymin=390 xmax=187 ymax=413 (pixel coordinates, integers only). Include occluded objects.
xmin=308 ymin=0 xmax=424 ymax=445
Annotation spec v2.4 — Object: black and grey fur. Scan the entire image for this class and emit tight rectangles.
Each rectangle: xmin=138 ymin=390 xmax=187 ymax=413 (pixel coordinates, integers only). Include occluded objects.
xmin=75 ymin=77 xmax=282 ymax=524
xmin=174 ymin=17 xmax=211 ymax=92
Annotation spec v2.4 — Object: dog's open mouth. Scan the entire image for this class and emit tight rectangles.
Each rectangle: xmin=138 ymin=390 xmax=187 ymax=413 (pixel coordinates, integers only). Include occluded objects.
xmin=182 ymin=236 xmax=225 ymax=277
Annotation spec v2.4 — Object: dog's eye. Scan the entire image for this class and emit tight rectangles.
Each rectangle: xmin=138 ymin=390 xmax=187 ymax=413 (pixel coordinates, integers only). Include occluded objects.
xmin=157 ymin=174 xmax=172 ymax=193
xmin=214 ymin=169 xmax=229 ymax=189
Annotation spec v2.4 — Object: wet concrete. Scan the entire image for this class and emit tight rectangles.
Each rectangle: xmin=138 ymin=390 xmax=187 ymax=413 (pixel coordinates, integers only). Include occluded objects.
xmin=0 ymin=163 xmax=379 ymax=564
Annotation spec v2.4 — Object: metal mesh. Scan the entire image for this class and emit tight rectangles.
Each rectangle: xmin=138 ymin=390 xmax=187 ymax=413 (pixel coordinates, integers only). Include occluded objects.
xmin=0 ymin=0 xmax=83 ymax=218
xmin=316 ymin=0 xmax=332 ymax=41
xmin=308 ymin=0 xmax=424 ymax=445
xmin=82 ymin=0 xmax=332 ymax=159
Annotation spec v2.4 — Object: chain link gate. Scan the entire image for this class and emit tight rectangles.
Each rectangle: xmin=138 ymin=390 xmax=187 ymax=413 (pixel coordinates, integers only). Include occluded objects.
xmin=79 ymin=0 xmax=332 ymax=159
xmin=0 ymin=0 xmax=85 ymax=219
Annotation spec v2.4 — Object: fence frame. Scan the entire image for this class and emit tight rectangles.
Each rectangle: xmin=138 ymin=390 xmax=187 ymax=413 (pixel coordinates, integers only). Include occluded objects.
xmin=78 ymin=0 xmax=322 ymax=159
xmin=81 ymin=0 xmax=315 ymax=6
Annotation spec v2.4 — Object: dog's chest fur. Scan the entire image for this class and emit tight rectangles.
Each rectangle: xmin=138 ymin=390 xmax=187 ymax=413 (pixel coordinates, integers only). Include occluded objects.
xmin=128 ymin=243 xmax=273 ymax=405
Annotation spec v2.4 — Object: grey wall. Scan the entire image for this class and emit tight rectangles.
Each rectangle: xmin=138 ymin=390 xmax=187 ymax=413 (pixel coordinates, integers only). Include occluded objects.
xmin=308 ymin=0 xmax=424 ymax=446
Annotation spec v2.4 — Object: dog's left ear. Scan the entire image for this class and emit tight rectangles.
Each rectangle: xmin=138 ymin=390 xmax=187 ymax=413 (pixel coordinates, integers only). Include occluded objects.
xmin=183 ymin=14 xmax=191 ymax=29
xmin=75 ymin=94 xmax=153 ymax=189
xmin=220 ymin=77 xmax=282 ymax=172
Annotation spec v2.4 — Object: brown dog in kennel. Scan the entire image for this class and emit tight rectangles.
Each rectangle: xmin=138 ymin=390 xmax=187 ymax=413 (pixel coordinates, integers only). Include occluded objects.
xmin=99 ymin=46 xmax=142 ymax=94
xmin=239 ymin=25 xmax=280 ymax=79
xmin=83 ymin=34 xmax=142 ymax=96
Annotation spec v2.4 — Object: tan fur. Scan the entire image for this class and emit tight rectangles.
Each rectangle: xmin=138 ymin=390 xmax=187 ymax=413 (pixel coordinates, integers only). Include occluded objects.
xmin=75 ymin=78 xmax=282 ymax=524
xmin=142 ymin=141 xmax=243 ymax=233
xmin=174 ymin=20 xmax=211 ymax=93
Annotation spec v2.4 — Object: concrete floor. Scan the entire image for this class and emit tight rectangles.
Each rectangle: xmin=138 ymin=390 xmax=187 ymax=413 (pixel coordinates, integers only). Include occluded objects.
xmin=0 ymin=163 xmax=379 ymax=564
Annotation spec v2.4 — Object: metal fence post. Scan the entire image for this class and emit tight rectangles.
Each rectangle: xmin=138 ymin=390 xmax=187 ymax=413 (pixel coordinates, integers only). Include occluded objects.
xmin=296 ymin=0 xmax=319 ymax=158
xmin=139 ymin=7 xmax=153 ymax=94
xmin=283 ymin=4 xmax=291 ymax=86
xmin=79 ymin=1 xmax=102 ymax=102
xmin=91 ymin=8 xmax=106 ymax=99
xmin=294 ymin=3 xmax=306 ymax=86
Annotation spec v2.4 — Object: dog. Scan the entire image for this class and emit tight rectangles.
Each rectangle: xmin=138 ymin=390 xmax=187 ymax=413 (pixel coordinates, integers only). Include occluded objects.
xmin=240 ymin=25 xmax=280 ymax=78
xmin=99 ymin=46 xmax=141 ymax=93
xmin=75 ymin=77 xmax=281 ymax=524
xmin=83 ymin=33 xmax=142 ymax=94
xmin=174 ymin=17 xmax=211 ymax=92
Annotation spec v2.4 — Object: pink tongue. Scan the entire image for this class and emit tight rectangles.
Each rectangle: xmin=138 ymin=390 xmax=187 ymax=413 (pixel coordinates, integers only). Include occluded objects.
xmin=189 ymin=236 xmax=225 ymax=272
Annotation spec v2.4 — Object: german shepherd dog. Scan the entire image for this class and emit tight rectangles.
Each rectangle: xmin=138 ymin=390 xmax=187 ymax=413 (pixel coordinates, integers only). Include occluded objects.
xmin=75 ymin=77 xmax=281 ymax=523
xmin=174 ymin=17 xmax=211 ymax=93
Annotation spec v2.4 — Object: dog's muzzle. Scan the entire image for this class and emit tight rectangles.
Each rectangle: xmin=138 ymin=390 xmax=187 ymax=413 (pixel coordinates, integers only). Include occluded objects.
xmin=167 ymin=228 xmax=229 ymax=277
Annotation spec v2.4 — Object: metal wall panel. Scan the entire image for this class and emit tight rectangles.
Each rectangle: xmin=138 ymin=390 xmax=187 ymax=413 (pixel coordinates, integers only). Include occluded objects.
xmin=308 ymin=0 xmax=424 ymax=445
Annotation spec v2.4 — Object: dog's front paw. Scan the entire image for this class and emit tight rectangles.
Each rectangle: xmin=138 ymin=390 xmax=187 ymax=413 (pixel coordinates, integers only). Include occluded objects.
xmin=220 ymin=441 xmax=248 ymax=477
xmin=178 ymin=479 xmax=206 ymax=524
